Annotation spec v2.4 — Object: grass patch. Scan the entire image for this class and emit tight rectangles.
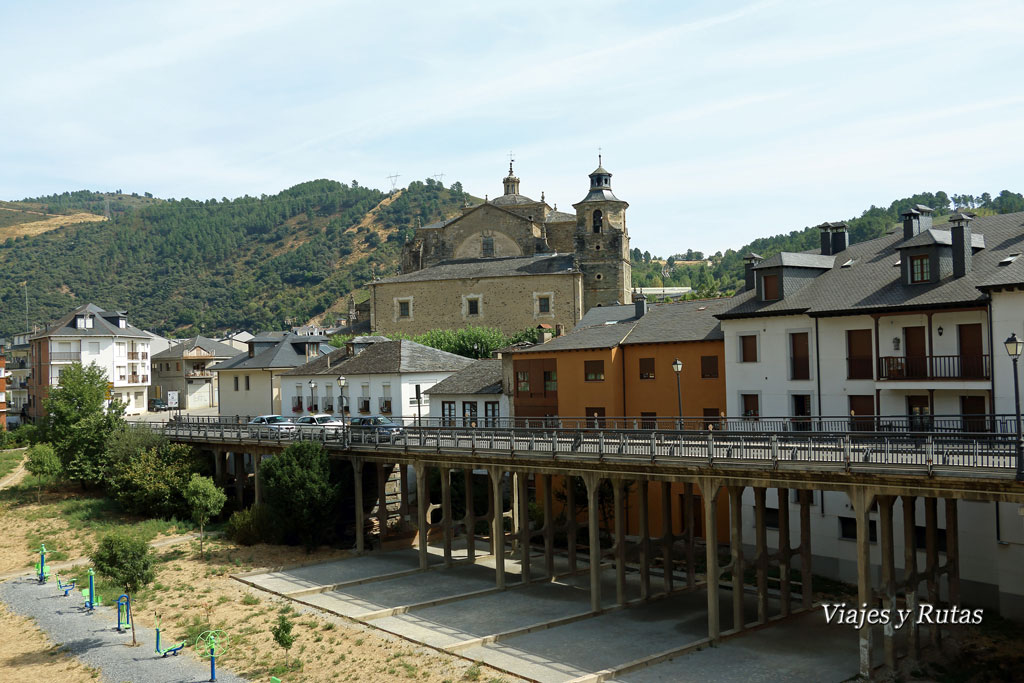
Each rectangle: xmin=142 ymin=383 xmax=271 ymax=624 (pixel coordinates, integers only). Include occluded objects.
xmin=0 ymin=449 xmax=24 ymax=479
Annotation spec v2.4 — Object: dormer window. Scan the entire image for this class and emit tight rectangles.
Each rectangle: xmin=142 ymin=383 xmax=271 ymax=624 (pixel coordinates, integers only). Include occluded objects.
xmin=762 ymin=274 xmax=780 ymax=301
xmin=910 ymin=255 xmax=930 ymax=283
xmin=592 ymin=209 xmax=603 ymax=233
xmin=75 ymin=316 xmax=85 ymax=329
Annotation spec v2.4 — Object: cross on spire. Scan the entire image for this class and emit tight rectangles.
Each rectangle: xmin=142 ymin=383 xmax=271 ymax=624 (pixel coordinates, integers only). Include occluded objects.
xmin=598 ymin=147 xmax=602 ymax=166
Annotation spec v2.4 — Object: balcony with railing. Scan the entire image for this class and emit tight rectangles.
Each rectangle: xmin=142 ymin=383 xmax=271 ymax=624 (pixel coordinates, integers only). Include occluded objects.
xmin=127 ymin=351 xmax=140 ymax=360
xmin=877 ymin=354 xmax=990 ymax=381
xmin=50 ymin=352 xmax=81 ymax=362
xmin=186 ymin=370 xmax=215 ymax=378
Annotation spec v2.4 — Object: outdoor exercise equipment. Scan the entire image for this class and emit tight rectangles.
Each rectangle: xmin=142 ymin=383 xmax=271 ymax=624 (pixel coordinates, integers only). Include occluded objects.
xmin=81 ymin=568 xmax=102 ymax=610
xmin=116 ymin=594 xmax=132 ymax=632
xmin=195 ymin=629 xmax=230 ymax=682
xmin=35 ymin=544 xmax=51 ymax=584
xmin=154 ymin=615 xmax=186 ymax=657
xmin=56 ymin=574 xmax=76 ymax=596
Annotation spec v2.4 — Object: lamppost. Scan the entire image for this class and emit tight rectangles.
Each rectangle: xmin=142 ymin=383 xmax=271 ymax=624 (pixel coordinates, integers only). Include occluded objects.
xmin=672 ymin=358 xmax=683 ymax=430
xmin=336 ymin=376 xmax=347 ymax=426
xmin=308 ymin=379 xmax=316 ymax=414
xmin=1004 ymin=333 xmax=1024 ymax=481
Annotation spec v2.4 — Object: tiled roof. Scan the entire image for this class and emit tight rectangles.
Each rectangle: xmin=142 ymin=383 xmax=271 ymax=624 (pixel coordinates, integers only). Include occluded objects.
xmin=491 ymin=193 xmax=537 ymax=206
xmin=718 ymin=211 xmax=1024 ymax=319
xmin=424 ymin=359 xmax=503 ymax=395
xmin=214 ymin=333 xmax=332 ymax=371
xmin=34 ymin=303 xmax=150 ymax=339
xmin=621 ymin=299 xmax=729 ymax=345
xmin=372 ymin=254 xmax=577 ymax=285
xmin=152 ymin=336 xmax=242 ymax=360
xmin=284 ymin=340 xmax=473 ymax=376
xmin=545 ymin=210 xmax=576 ymax=223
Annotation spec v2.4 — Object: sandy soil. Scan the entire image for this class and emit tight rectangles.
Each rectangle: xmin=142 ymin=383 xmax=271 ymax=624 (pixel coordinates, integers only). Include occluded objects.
xmin=0 ymin=602 xmax=99 ymax=682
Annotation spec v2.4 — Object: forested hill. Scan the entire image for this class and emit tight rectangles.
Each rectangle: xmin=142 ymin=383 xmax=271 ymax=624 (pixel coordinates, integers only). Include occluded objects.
xmin=629 ymin=189 xmax=1024 ymax=297
xmin=0 ymin=179 xmax=470 ymax=338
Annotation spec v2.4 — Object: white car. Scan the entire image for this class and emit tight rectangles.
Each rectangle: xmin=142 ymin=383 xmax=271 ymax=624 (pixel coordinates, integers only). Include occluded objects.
xmin=293 ymin=414 xmax=346 ymax=432
xmin=247 ymin=415 xmax=297 ymax=433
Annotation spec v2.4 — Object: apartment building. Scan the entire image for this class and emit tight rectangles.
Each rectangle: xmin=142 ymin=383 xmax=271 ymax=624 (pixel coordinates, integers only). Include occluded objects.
xmin=150 ymin=336 xmax=240 ymax=409
xmin=0 ymin=338 xmax=7 ymax=431
xmin=717 ymin=208 xmax=1024 ymax=617
xmin=4 ymin=332 xmax=32 ymax=426
xmin=27 ymin=304 xmax=152 ymax=418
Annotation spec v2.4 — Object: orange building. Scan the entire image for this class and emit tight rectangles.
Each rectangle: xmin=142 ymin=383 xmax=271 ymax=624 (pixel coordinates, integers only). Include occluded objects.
xmin=511 ymin=297 xmax=733 ymax=541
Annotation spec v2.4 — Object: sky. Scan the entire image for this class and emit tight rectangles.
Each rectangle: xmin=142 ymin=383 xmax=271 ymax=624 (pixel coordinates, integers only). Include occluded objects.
xmin=1 ymin=0 xmax=1023 ymax=254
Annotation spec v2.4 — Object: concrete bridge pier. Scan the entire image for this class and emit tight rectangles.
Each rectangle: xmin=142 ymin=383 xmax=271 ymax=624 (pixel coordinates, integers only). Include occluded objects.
xmin=542 ymin=474 xmax=554 ymax=579
xmin=777 ymin=487 xmax=791 ymax=617
xmin=440 ymin=466 xmax=453 ymax=567
xmin=903 ymin=495 xmax=921 ymax=661
xmin=799 ymin=489 xmax=813 ymax=609
xmin=925 ymin=497 xmax=941 ymax=648
xmin=253 ymin=452 xmax=263 ymax=505
xmin=637 ymin=479 xmax=651 ymax=600
xmin=213 ymin=449 xmax=225 ymax=485
xmin=516 ymin=471 xmax=531 ymax=584
xmin=850 ymin=487 xmax=876 ymax=679
xmin=613 ymin=478 xmax=626 ymax=605
xmin=700 ymin=478 xmax=722 ymax=642
xmin=684 ymin=482 xmax=696 ymax=589
xmin=488 ymin=466 xmax=506 ymax=589
xmin=945 ymin=498 xmax=960 ymax=604
xmin=583 ymin=472 xmax=602 ymax=612
xmin=753 ymin=487 xmax=769 ymax=625
xmin=233 ymin=452 xmax=244 ymax=506
xmin=729 ymin=486 xmax=746 ymax=633
xmin=463 ymin=469 xmax=476 ymax=562
xmin=660 ymin=481 xmax=674 ymax=594
xmin=376 ymin=462 xmax=390 ymax=547
xmin=566 ymin=477 xmax=578 ymax=574
xmin=415 ymin=463 xmax=428 ymax=570
xmin=878 ymin=495 xmax=897 ymax=672
xmin=352 ymin=458 xmax=365 ymax=553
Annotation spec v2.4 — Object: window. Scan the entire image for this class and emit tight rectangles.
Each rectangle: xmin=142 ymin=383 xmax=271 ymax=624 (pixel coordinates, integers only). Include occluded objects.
xmin=641 ymin=412 xmax=657 ymax=429
xmin=585 ymin=407 xmax=606 ymax=427
xmin=516 ymin=371 xmax=530 ymax=393
xmin=399 ymin=301 xmax=411 ymax=318
xmin=584 ymin=360 xmax=605 ymax=381
xmin=538 ymin=297 xmax=550 ymax=314
xmin=482 ymin=236 xmax=494 ymax=257
xmin=839 ymin=517 xmax=877 ymax=543
xmin=741 ymin=393 xmax=759 ymax=419
xmin=441 ymin=401 xmax=456 ymax=426
xmin=790 ymin=332 xmax=810 ymax=380
xmin=763 ymin=274 xmax=779 ymax=300
xmin=358 ymin=397 xmax=371 ymax=413
xmin=543 ymin=370 xmax=557 ymax=392
xmin=244 ymin=375 xmax=250 ymax=391
xmin=792 ymin=394 xmax=812 ymax=431
xmin=379 ymin=397 xmax=392 ymax=413
xmin=234 ymin=376 xmax=239 ymax=391
xmin=292 ymin=394 xmax=303 ymax=411
xmin=467 ymin=298 xmax=480 ymax=316
xmin=700 ymin=355 xmax=719 ymax=378
xmin=116 ymin=342 xmax=126 ymax=357
xmin=846 ymin=329 xmax=873 ymax=379
xmin=462 ymin=401 xmax=478 ymax=426
xmin=592 ymin=209 xmax=603 ymax=233
xmin=740 ymin=335 xmax=757 ymax=363
xmin=638 ymin=357 xmax=655 ymax=379
xmin=484 ymin=401 xmax=500 ymax=426
xmin=910 ymin=255 xmax=930 ymax=283
xmin=176 ymin=362 xmax=181 ymax=372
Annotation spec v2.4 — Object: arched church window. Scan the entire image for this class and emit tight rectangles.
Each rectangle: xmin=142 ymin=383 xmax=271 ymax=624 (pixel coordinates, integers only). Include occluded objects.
xmin=592 ymin=210 xmax=603 ymax=233
xmin=482 ymin=236 xmax=494 ymax=258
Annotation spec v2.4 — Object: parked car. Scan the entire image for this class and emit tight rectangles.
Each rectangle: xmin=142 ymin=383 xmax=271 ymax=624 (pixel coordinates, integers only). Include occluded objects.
xmin=247 ymin=415 xmax=297 ymax=434
xmin=348 ymin=416 xmax=405 ymax=443
xmin=148 ymin=398 xmax=169 ymax=412
xmin=294 ymin=414 xmax=346 ymax=434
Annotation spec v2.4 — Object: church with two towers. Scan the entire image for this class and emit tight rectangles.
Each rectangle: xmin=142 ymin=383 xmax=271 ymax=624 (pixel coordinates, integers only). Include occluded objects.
xmin=368 ymin=161 xmax=632 ymax=336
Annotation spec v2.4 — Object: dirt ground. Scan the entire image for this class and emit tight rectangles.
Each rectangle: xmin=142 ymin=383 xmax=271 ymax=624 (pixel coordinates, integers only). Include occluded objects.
xmin=0 ymin=602 xmax=99 ymax=682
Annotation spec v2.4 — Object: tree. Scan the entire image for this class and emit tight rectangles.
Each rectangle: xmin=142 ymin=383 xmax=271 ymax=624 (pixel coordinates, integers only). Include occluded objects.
xmin=24 ymin=443 xmax=61 ymax=502
xmin=92 ymin=531 xmax=155 ymax=593
xmin=44 ymin=363 xmax=125 ymax=486
xmin=184 ymin=474 xmax=226 ymax=556
xmin=271 ymin=613 xmax=296 ymax=664
xmin=262 ymin=442 xmax=337 ymax=549
xmin=105 ymin=442 xmax=196 ymax=518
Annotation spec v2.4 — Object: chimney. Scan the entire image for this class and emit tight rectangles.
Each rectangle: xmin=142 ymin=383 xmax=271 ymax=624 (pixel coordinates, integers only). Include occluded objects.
xmin=634 ymin=296 xmax=648 ymax=318
xmin=830 ymin=222 xmax=849 ymax=255
xmin=901 ymin=208 xmax=921 ymax=241
xmin=540 ymin=330 xmax=553 ymax=343
xmin=743 ymin=253 xmax=762 ymax=291
xmin=818 ymin=223 xmax=833 ymax=255
xmin=950 ymin=212 xmax=973 ymax=278
xmin=916 ymin=204 xmax=934 ymax=232
xmin=555 ymin=324 xmax=565 ymax=337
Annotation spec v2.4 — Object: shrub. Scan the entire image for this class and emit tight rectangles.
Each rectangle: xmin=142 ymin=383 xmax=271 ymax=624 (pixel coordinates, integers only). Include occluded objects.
xmin=91 ymin=531 xmax=156 ymax=593
xmin=24 ymin=443 xmax=61 ymax=501
xmin=262 ymin=443 xmax=337 ymax=549
xmin=225 ymin=505 xmax=278 ymax=546
xmin=105 ymin=442 xmax=196 ymax=518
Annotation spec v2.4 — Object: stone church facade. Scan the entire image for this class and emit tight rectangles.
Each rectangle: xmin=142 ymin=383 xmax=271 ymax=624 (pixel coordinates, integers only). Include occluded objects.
xmin=369 ymin=162 xmax=631 ymax=336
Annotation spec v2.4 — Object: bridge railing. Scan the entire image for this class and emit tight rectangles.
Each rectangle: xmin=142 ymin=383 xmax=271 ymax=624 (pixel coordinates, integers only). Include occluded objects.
xmin=142 ymin=419 xmax=1022 ymax=471
xmin=165 ymin=413 xmax=1024 ymax=435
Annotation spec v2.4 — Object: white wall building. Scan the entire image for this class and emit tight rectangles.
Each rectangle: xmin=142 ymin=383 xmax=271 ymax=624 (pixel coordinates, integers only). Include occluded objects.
xmin=717 ymin=209 xmax=1024 ymax=618
xmin=278 ymin=340 xmax=473 ymax=422
xmin=426 ymin=358 xmax=509 ymax=425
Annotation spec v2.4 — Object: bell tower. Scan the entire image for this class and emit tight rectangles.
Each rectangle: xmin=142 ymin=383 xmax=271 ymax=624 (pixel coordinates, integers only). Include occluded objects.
xmin=573 ymin=157 xmax=630 ymax=310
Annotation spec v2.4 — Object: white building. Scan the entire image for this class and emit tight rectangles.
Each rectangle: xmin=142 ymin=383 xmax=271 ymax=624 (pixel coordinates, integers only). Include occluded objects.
xmin=717 ymin=209 xmax=1024 ymax=618
xmin=426 ymin=358 xmax=509 ymax=425
xmin=28 ymin=304 xmax=152 ymax=417
xmin=151 ymin=336 xmax=240 ymax=409
xmin=278 ymin=339 xmax=473 ymax=422
xmin=4 ymin=332 xmax=31 ymax=426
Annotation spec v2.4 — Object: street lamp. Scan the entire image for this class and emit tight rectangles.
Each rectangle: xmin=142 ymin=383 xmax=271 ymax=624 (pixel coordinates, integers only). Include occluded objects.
xmin=672 ymin=358 xmax=683 ymax=430
xmin=1004 ymin=333 xmax=1024 ymax=481
xmin=336 ymin=376 xmax=347 ymax=426
xmin=308 ymin=379 xmax=316 ymax=413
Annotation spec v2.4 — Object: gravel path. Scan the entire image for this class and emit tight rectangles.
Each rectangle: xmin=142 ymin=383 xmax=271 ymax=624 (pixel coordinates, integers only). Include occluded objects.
xmin=0 ymin=576 xmax=248 ymax=683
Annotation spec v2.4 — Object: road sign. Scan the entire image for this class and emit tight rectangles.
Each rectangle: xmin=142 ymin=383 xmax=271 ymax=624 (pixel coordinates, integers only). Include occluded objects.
xmin=166 ymin=391 xmax=179 ymax=409
xmin=105 ymin=382 xmax=114 ymax=400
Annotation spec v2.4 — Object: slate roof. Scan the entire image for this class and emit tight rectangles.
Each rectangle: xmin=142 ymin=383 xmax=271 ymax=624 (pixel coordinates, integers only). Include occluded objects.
xmin=491 ymin=194 xmax=537 ymax=206
xmin=424 ymin=359 xmax=503 ymax=395
xmin=576 ymin=188 xmax=624 ymax=204
xmin=276 ymin=347 xmax=351 ymax=376
xmin=718 ymin=211 xmax=1024 ymax=320
xmin=898 ymin=228 xmax=986 ymax=250
xmin=372 ymin=254 xmax=578 ymax=284
xmin=151 ymin=336 xmax=242 ymax=361
xmin=517 ymin=298 xmax=729 ymax=353
xmin=545 ymin=210 xmax=576 ymax=223
xmin=978 ymin=256 xmax=1024 ymax=289
xmin=214 ymin=333 xmax=332 ymax=371
xmin=752 ymin=253 xmax=836 ymax=270
xmin=420 ymin=216 xmax=459 ymax=231
xmin=283 ymin=340 xmax=473 ymax=376
xmin=34 ymin=303 xmax=150 ymax=339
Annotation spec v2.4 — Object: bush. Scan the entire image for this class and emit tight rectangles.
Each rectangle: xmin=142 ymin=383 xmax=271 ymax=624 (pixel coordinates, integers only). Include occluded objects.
xmin=24 ymin=443 xmax=61 ymax=501
xmin=105 ymin=442 xmax=196 ymax=518
xmin=92 ymin=531 xmax=155 ymax=593
xmin=262 ymin=443 xmax=337 ymax=549
xmin=0 ymin=424 xmax=43 ymax=449
xmin=225 ymin=505 xmax=278 ymax=546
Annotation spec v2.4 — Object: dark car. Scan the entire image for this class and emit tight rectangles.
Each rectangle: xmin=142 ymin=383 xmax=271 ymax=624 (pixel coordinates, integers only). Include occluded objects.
xmin=348 ymin=416 xmax=405 ymax=443
xmin=149 ymin=398 xmax=169 ymax=412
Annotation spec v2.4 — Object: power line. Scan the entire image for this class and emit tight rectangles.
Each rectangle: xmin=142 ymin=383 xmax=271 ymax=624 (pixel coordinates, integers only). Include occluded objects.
xmin=386 ymin=174 xmax=400 ymax=194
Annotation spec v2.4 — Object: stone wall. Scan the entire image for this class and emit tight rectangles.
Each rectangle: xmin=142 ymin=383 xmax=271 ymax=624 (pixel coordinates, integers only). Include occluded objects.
xmin=370 ymin=272 xmax=582 ymax=337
